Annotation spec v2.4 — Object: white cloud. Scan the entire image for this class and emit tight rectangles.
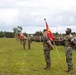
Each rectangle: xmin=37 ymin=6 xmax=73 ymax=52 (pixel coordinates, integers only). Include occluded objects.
xmin=17 ymin=1 xmax=31 ymax=7
xmin=0 ymin=0 xmax=76 ymax=33
xmin=55 ymin=15 xmax=63 ymax=22
xmin=69 ymin=16 xmax=74 ymax=23
xmin=0 ymin=9 xmax=19 ymax=25
xmin=58 ymin=25 xmax=76 ymax=33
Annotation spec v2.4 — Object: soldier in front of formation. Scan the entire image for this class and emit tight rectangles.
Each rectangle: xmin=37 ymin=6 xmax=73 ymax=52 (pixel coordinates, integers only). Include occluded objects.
xmin=62 ymin=28 xmax=75 ymax=74
xmin=43 ymin=29 xmax=54 ymax=70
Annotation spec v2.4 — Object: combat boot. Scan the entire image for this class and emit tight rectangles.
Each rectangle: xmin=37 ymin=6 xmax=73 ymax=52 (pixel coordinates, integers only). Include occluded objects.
xmin=65 ymin=68 xmax=70 ymax=72
xmin=44 ymin=64 xmax=48 ymax=69
xmin=44 ymin=63 xmax=50 ymax=70
xmin=44 ymin=63 xmax=51 ymax=70
xmin=44 ymin=66 xmax=50 ymax=70
xmin=68 ymin=68 xmax=73 ymax=74
xmin=44 ymin=66 xmax=48 ymax=69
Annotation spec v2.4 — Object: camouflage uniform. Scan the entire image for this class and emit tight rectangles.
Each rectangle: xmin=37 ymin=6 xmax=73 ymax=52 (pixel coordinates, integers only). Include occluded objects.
xmin=64 ymin=28 xmax=74 ymax=73
xmin=23 ymin=37 xmax=27 ymax=49
xmin=43 ymin=36 xmax=52 ymax=69
xmin=28 ymin=36 xmax=32 ymax=49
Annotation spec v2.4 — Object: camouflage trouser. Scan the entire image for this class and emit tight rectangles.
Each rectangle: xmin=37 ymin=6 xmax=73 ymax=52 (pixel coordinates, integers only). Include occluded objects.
xmin=23 ymin=39 xmax=26 ymax=49
xmin=28 ymin=43 xmax=30 ymax=49
xmin=44 ymin=47 xmax=51 ymax=67
xmin=65 ymin=47 xmax=73 ymax=69
xmin=20 ymin=38 xmax=23 ymax=45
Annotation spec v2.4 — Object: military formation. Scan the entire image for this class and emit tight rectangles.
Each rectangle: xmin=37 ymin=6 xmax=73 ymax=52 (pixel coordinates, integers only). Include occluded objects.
xmin=16 ymin=32 xmax=32 ymax=50
xmin=15 ymin=28 xmax=76 ymax=74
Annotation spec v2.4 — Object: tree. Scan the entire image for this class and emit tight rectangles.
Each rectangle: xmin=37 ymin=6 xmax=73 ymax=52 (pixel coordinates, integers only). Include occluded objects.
xmin=0 ymin=31 xmax=4 ymax=38
xmin=0 ymin=31 xmax=14 ymax=38
xmin=17 ymin=26 xmax=23 ymax=31
xmin=55 ymin=32 xmax=58 ymax=35
xmin=12 ymin=28 xmax=18 ymax=33
xmin=34 ymin=31 xmax=43 ymax=36
xmin=71 ymin=32 xmax=76 ymax=34
xmin=5 ymin=32 xmax=14 ymax=38
xmin=12 ymin=26 xmax=23 ymax=37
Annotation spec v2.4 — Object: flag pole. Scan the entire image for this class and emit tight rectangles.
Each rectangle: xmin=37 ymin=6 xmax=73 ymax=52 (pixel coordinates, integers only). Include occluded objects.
xmin=53 ymin=42 xmax=65 ymax=70
xmin=44 ymin=18 xmax=46 ymax=24
xmin=44 ymin=18 xmax=65 ymax=70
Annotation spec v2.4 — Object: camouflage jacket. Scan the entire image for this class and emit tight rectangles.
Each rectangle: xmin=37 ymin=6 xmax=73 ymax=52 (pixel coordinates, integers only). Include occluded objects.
xmin=43 ymin=36 xmax=52 ymax=50
xmin=63 ymin=34 xmax=75 ymax=47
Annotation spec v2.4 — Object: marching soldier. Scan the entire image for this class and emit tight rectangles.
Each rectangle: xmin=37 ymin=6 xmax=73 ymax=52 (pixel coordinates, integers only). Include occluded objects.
xmin=63 ymin=28 xmax=74 ymax=74
xmin=43 ymin=29 xmax=54 ymax=70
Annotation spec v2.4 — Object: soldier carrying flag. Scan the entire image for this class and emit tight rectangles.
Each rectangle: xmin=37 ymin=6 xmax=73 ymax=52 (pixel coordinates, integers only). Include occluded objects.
xmin=43 ymin=19 xmax=54 ymax=70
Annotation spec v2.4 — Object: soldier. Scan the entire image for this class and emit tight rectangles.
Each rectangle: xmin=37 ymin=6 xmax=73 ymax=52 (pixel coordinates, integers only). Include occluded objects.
xmin=15 ymin=34 xmax=19 ymax=41
xmin=63 ymin=28 xmax=74 ymax=74
xmin=19 ymin=32 xmax=24 ymax=45
xmin=43 ymin=29 xmax=54 ymax=70
xmin=28 ymin=34 xmax=32 ymax=49
xmin=23 ymin=33 xmax=27 ymax=49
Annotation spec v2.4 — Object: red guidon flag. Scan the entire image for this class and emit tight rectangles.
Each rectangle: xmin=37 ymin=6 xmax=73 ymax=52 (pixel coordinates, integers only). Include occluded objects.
xmin=20 ymin=32 xmax=24 ymax=39
xmin=46 ymin=21 xmax=54 ymax=41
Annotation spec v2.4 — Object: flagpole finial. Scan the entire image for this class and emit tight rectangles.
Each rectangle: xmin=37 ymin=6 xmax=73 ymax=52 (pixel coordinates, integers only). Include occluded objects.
xmin=44 ymin=18 xmax=47 ymax=23
xmin=44 ymin=18 xmax=46 ymax=21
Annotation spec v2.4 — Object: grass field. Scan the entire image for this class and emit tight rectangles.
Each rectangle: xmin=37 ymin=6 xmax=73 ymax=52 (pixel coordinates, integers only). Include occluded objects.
xmin=0 ymin=38 xmax=76 ymax=75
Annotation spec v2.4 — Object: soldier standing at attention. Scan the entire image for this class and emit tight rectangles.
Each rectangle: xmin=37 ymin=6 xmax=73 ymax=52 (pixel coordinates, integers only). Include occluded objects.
xmin=43 ymin=29 xmax=54 ymax=70
xmin=20 ymin=32 xmax=24 ymax=45
xmin=28 ymin=34 xmax=32 ymax=49
xmin=23 ymin=33 xmax=27 ymax=49
xmin=63 ymin=28 xmax=74 ymax=74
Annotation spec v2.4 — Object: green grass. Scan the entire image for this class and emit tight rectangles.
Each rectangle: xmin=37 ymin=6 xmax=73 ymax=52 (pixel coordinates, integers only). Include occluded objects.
xmin=0 ymin=38 xmax=76 ymax=75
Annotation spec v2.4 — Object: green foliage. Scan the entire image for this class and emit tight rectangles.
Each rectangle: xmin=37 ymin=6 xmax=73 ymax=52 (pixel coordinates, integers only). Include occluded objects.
xmin=0 ymin=31 xmax=14 ymax=38
xmin=12 ymin=28 xmax=18 ymax=34
xmin=4 ymin=32 xmax=14 ymax=38
xmin=71 ymin=32 xmax=76 ymax=34
xmin=34 ymin=31 xmax=43 ymax=36
xmin=0 ymin=31 xmax=4 ymax=37
xmin=55 ymin=32 xmax=58 ymax=35
xmin=12 ymin=26 xmax=23 ymax=37
xmin=0 ymin=38 xmax=76 ymax=75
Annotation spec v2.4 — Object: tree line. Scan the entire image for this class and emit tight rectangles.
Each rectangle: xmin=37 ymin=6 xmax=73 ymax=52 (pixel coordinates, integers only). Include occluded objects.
xmin=0 ymin=26 xmax=76 ymax=38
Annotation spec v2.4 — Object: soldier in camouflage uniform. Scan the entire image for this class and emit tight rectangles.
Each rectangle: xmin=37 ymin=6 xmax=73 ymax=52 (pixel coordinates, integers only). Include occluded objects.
xmin=43 ymin=29 xmax=54 ymax=70
xmin=28 ymin=34 xmax=32 ymax=49
xmin=63 ymin=28 xmax=74 ymax=74
xmin=23 ymin=34 xmax=27 ymax=49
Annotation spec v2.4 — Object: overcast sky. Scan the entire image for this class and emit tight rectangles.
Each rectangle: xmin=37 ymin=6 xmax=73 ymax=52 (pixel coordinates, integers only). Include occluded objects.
xmin=0 ymin=0 xmax=76 ymax=34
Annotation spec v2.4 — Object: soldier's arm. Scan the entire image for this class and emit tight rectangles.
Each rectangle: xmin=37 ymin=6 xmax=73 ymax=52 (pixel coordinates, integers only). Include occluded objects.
xmin=47 ymin=40 xmax=54 ymax=50
xmin=61 ymin=36 xmax=67 ymax=46
xmin=71 ymin=37 xmax=76 ymax=45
